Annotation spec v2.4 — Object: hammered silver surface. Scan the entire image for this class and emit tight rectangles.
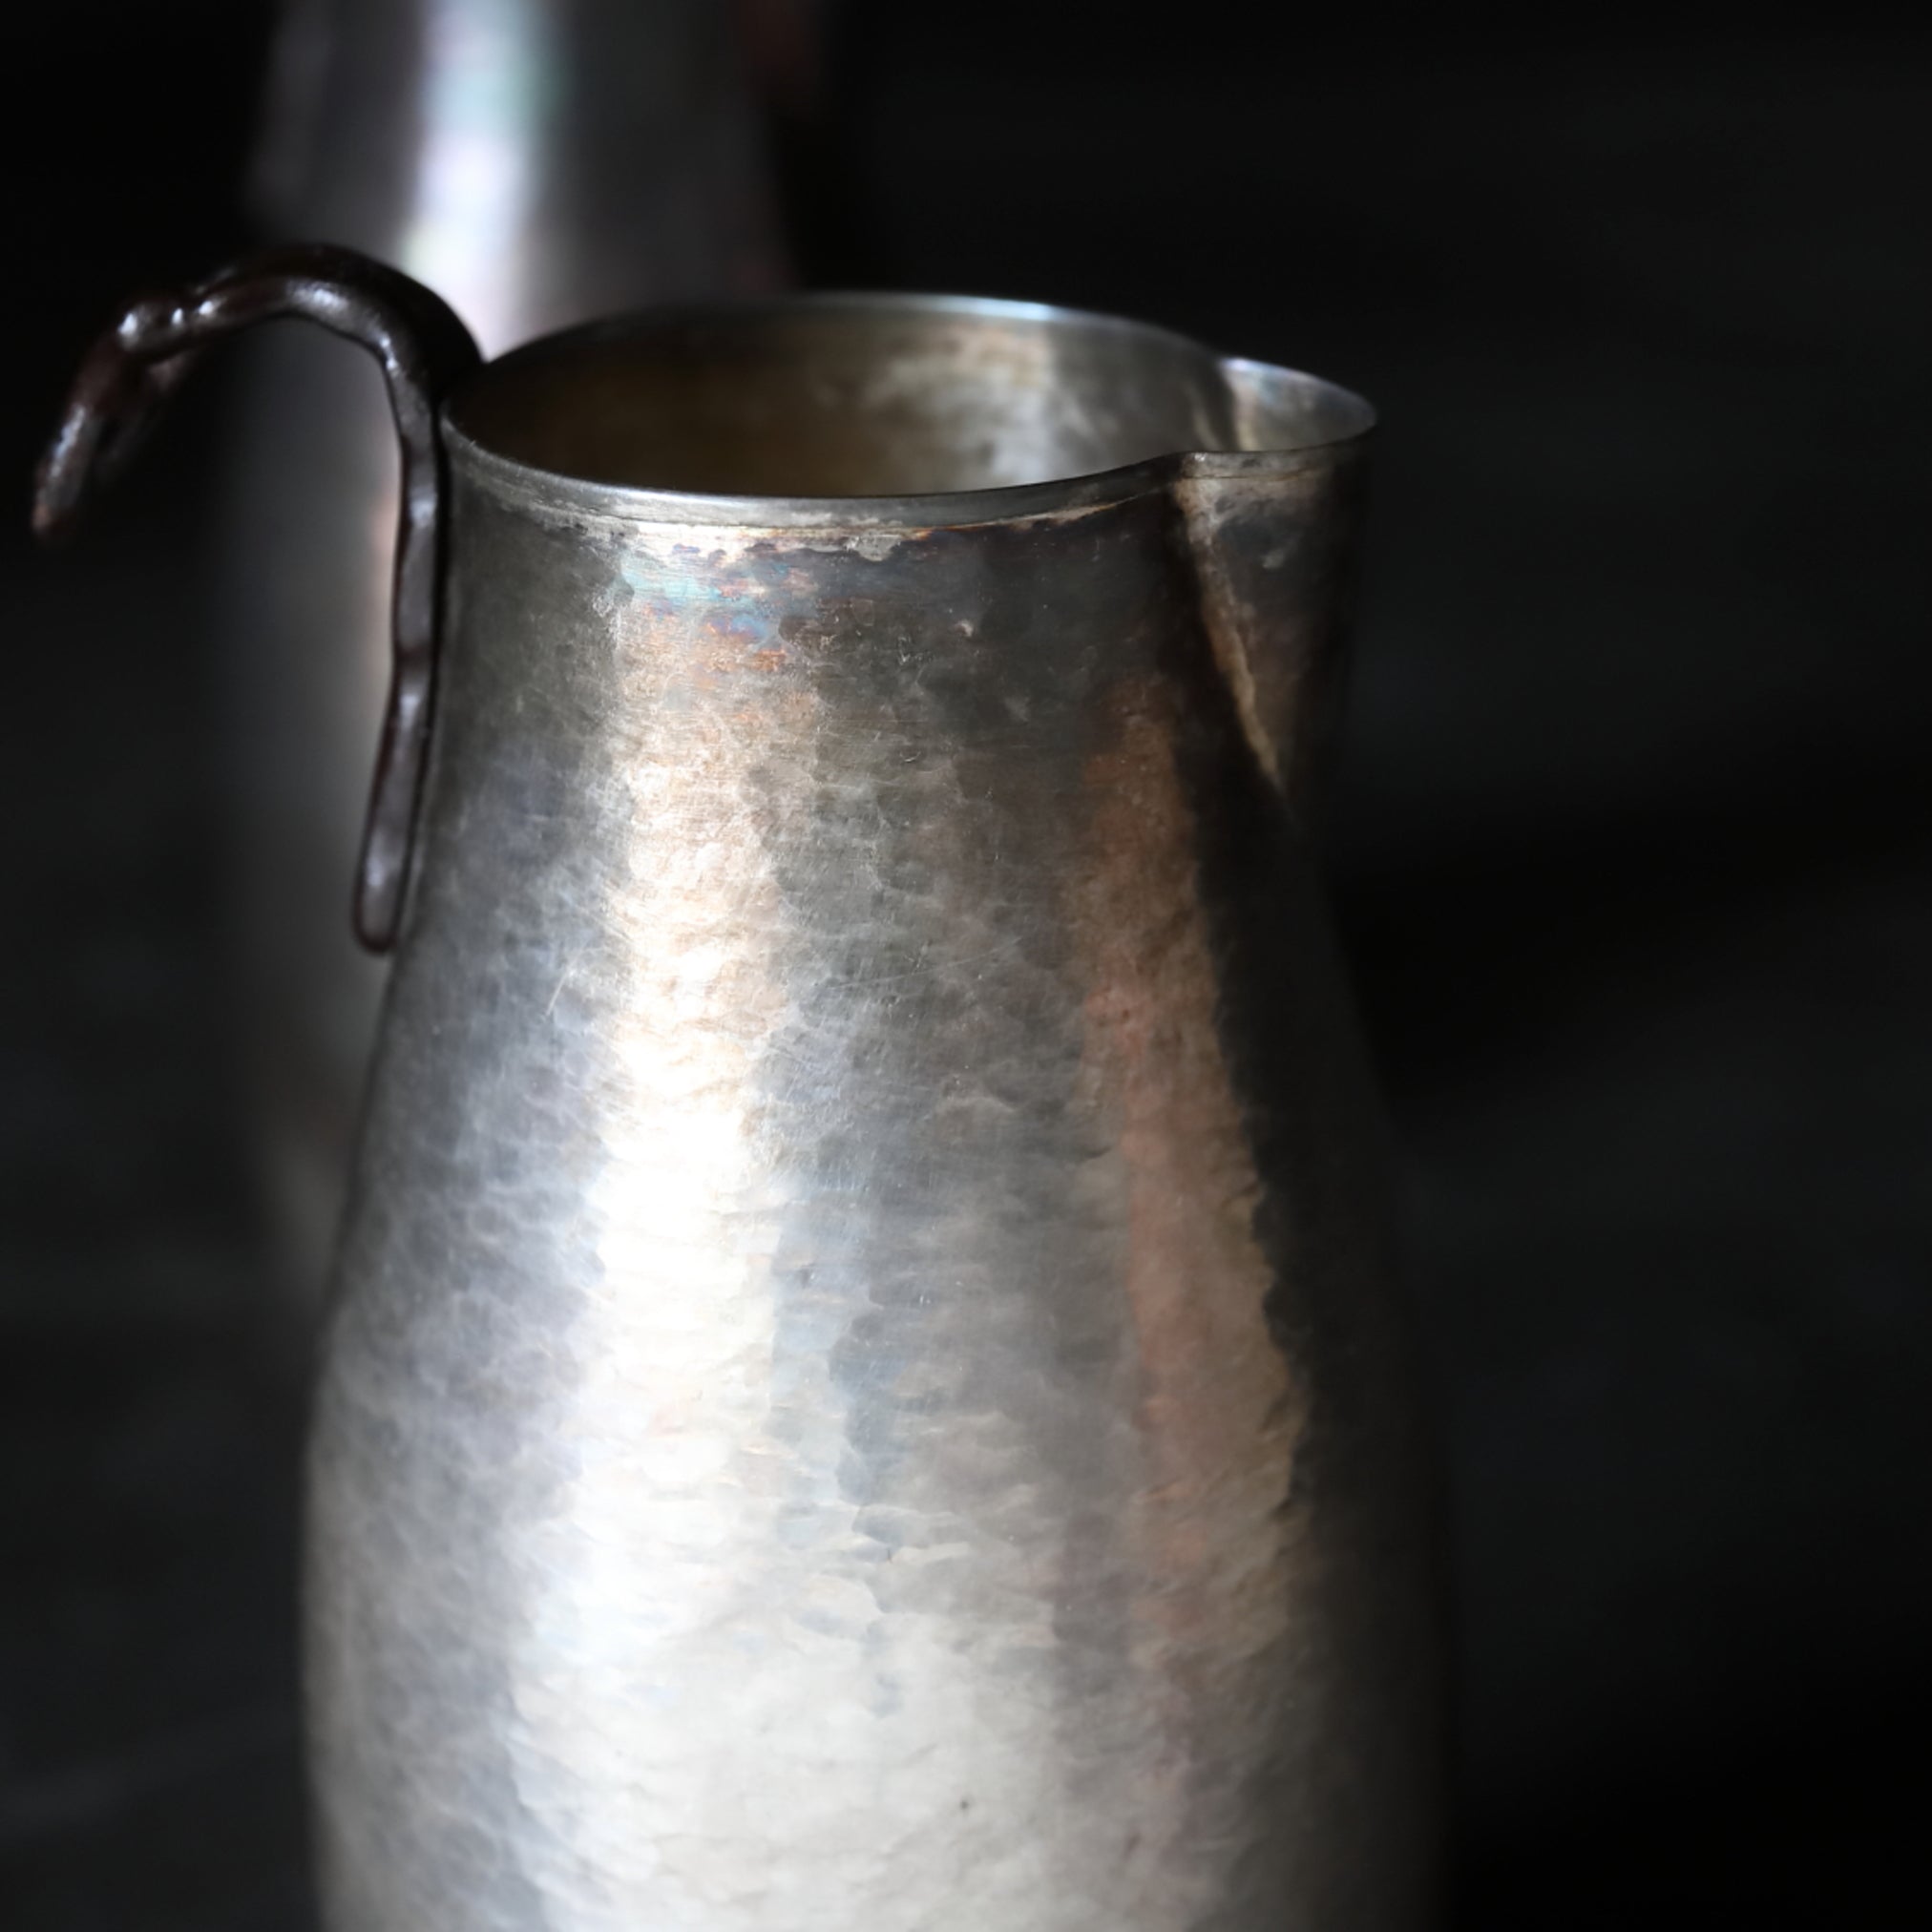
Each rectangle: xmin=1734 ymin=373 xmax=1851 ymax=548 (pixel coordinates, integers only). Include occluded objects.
xmin=305 ymin=305 xmax=1439 ymax=1930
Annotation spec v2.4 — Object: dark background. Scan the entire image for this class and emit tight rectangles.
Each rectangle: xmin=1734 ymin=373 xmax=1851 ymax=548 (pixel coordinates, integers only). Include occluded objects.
xmin=4 ymin=4 xmax=1929 ymax=1926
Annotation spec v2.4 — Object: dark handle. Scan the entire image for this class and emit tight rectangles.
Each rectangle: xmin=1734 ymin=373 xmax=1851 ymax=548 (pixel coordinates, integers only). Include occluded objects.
xmin=32 ymin=243 xmax=481 ymax=953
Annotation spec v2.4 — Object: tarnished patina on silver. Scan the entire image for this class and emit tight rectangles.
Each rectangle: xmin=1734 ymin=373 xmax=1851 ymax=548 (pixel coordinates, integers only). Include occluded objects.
xmin=308 ymin=294 xmax=1442 ymax=1929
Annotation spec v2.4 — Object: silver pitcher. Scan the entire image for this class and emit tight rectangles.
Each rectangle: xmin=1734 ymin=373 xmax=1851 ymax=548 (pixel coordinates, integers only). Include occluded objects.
xmin=39 ymin=248 xmax=1443 ymax=1930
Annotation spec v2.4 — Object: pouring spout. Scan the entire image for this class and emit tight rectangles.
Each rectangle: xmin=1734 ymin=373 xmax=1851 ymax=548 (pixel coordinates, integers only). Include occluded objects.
xmin=1173 ymin=359 xmax=1374 ymax=808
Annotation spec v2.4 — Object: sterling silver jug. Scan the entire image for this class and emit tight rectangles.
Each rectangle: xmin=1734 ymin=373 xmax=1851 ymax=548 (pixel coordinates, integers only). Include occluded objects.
xmin=39 ymin=248 xmax=1443 ymax=1930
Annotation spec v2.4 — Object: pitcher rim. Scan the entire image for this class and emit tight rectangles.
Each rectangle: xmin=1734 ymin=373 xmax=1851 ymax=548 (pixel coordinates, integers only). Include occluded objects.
xmin=442 ymin=290 xmax=1376 ymax=531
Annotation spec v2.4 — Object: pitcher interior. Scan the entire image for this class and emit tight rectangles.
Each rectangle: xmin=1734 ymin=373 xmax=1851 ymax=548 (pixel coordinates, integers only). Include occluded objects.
xmin=446 ymin=297 xmax=1369 ymax=500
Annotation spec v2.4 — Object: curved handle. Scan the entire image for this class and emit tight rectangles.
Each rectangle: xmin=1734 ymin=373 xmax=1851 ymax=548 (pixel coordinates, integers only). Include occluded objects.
xmin=33 ymin=244 xmax=482 ymax=953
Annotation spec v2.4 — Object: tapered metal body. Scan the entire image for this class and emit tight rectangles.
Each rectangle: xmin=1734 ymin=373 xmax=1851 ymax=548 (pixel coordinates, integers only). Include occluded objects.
xmin=40 ymin=269 xmax=1441 ymax=1928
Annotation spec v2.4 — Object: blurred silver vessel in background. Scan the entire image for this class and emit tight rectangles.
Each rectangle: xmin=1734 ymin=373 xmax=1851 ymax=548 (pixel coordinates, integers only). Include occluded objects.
xmin=218 ymin=0 xmax=803 ymax=1311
